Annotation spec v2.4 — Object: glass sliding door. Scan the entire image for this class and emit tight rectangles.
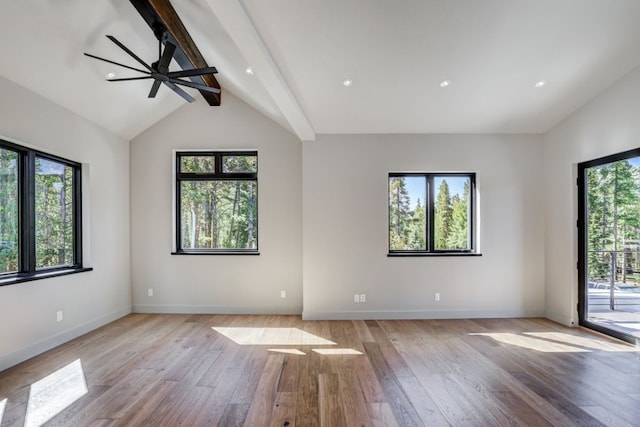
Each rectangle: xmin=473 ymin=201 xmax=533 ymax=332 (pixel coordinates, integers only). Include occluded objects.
xmin=578 ymin=148 xmax=640 ymax=344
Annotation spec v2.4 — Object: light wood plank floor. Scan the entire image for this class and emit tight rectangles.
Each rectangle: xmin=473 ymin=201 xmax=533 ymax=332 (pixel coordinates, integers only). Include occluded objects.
xmin=1 ymin=314 xmax=640 ymax=426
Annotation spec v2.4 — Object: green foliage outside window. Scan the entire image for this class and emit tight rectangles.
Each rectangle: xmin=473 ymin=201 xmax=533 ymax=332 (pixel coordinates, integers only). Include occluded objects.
xmin=0 ymin=140 xmax=81 ymax=281
xmin=180 ymin=181 xmax=257 ymax=250
xmin=389 ymin=176 xmax=418 ymax=250
xmin=586 ymin=158 xmax=640 ymax=281
xmin=180 ymin=155 xmax=215 ymax=173
xmin=435 ymin=177 xmax=470 ymax=250
xmin=0 ymin=148 xmax=18 ymax=273
xmin=35 ymin=157 xmax=75 ymax=269
xmin=222 ymin=155 xmax=257 ymax=173
xmin=389 ymin=174 xmax=473 ymax=253
xmin=177 ymin=152 xmax=257 ymax=252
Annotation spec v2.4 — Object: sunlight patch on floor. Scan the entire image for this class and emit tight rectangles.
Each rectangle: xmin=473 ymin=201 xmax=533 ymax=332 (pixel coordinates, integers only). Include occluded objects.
xmin=312 ymin=348 xmax=363 ymax=355
xmin=25 ymin=359 xmax=88 ymax=427
xmin=469 ymin=333 xmax=590 ymax=352
xmin=0 ymin=398 xmax=6 ymax=425
xmin=212 ymin=327 xmax=337 ymax=346
xmin=524 ymin=332 xmax=639 ymax=352
xmin=268 ymin=349 xmax=306 ymax=355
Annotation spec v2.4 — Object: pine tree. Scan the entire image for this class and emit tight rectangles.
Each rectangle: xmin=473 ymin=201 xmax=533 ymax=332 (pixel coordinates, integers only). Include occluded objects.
xmin=434 ymin=180 xmax=452 ymax=249
xmin=448 ymin=194 xmax=468 ymax=249
xmin=389 ymin=177 xmax=412 ymax=250
xmin=587 ymin=160 xmax=640 ymax=280
xmin=0 ymin=148 xmax=18 ymax=272
xmin=409 ymin=198 xmax=426 ymax=250
xmin=587 ymin=166 xmax=611 ymax=278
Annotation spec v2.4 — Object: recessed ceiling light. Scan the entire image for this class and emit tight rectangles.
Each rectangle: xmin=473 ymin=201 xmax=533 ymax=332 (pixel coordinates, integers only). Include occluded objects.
xmin=106 ymin=71 xmax=116 ymax=79
xmin=245 ymin=67 xmax=254 ymax=75
xmin=535 ymin=80 xmax=546 ymax=88
xmin=342 ymin=79 xmax=353 ymax=87
xmin=440 ymin=80 xmax=451 ymax=88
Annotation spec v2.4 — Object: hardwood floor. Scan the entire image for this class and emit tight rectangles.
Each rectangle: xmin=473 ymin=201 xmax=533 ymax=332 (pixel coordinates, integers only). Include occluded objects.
xmin=1 ymin=314 xmax=639 ymax=426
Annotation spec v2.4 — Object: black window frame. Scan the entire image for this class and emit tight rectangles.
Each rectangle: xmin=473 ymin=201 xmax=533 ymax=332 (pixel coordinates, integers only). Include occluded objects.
xmin=388 ymin=172 xmax=479 ymax=256
xmin=174 ymin=150 xmax=259 ymax=255
xmin=0 ymin=138 xmax=88 ymax=286
xmin=577 ymin=147 xmax=640 ymax=345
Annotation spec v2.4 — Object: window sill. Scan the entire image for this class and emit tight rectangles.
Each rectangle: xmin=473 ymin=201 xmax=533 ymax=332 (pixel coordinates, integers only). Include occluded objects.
xmin=388 ymin=252 xmax=482 ymax=257
xmin=0 ymin=267 xmax=93 ymax=287
xmin=171 ymin=251 xmax=260 ymax=256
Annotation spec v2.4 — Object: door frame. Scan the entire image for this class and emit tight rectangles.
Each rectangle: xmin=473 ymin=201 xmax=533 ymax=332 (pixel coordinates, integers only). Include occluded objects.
xmin=577 ymin=147 xmax=640 ymax=345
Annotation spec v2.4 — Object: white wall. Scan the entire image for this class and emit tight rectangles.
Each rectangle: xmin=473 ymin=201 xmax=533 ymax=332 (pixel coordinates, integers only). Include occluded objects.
xmin=543 ymin=66 xmax=640 ymax=326
xmin=130 ymin=92 xmax=302 ymax=314
xmin=8 ymin=52 xmax=638 ymax=372
xmin=0 ymin=76 xmax=131 ymax=371
xmin=302 ymin=134 xmax=545 ymax=319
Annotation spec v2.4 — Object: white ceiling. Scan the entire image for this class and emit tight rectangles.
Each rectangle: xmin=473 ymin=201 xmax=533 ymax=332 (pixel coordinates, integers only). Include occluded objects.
xmin=2 ymin=0 xmax=640 ymax=141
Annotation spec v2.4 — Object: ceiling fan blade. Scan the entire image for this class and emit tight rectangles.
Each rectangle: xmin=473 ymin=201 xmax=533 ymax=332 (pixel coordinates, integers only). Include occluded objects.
xmin=107 ymin=76 xmax=153 ymax=82
xmin=106 ymin=35 xmax=153 ymax=72
xmin=164 ymin=81 xmax=196 ymax=103
xmin=169 ymin=78 xmax=221 ymax=94
xmin=84 ymin=53 xmax=150 ymax=75
xmin=157 ymin=42 xmax=176 ymax=73
xmin=148 ymin=80 xmax=162 ymax=98
xmin=166 ymin=67 xmax=218 ymax=78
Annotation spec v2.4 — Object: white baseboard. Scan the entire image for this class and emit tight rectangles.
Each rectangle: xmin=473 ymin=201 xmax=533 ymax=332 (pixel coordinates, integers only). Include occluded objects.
xmin=302 ymin=308 xmax=546 ymax=321
xmin=132 ymin=304 xmax=302 ymax=315
xmin=544 ymin=311 xmax=578 ymax=327
xmin=0 ymin=306 xmax=131 ymax=372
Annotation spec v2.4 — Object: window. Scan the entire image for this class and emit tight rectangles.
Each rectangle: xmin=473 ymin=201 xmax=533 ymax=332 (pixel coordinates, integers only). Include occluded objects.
xmin=175 ymin=151 xmax=258 ymax=254
xmin=578 ymin=147 xmax=640 ymax=344
xmin=388 ymin=173 xmax=477 ymax=255
xmin=0 ymin=139 xmax=86 ymax=284
xmin=0 ymin=146 xmax=18 ymax=274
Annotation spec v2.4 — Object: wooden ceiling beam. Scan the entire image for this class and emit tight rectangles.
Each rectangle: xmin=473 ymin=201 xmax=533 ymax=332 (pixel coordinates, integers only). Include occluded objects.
xmin=130 ymin=0 xmax=221 ymax=106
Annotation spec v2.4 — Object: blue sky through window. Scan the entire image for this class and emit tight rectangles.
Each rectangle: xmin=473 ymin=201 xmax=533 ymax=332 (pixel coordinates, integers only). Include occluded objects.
xmin=404 ymin=176 xmax=425 ymax=210
xmin=628 ymin=156 xmax=640 ymax=167
xmin=403 ymin=176 xmax=468 ymax=210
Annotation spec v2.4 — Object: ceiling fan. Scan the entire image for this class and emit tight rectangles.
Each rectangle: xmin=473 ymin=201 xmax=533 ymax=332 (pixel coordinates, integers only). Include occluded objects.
xmin=84 ymin=35 xmax=220 ymax=103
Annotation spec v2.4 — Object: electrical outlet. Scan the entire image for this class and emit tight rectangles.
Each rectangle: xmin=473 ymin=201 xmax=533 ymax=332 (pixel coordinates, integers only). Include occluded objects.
xmin=354 ymin=294 xmax=360 ymax=303
xmin=281 ymin=290 xmax=286 ymax=298
xmin=56 ymin=311 xmax=63 ymax=322
xmin=434 ymin=292 xmax=440 ymax=302
xmin=360 ymin=294 xmax=366 ymax=303
xmin=148 ymin=288 xmax=154 ymax=297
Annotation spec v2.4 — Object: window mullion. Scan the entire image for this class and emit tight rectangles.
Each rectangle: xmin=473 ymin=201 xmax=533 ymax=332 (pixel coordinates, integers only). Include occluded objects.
xmin=427 ymin=175 xmax=434 ymax=252
xmin=21 ymin=151 xmax=36 ymax=273
xmin=215 ymin=153 xmax=222 ymax=175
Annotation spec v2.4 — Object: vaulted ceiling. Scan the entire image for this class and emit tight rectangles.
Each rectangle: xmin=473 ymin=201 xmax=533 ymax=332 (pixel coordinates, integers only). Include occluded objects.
xmin=2 ymin=0 xmax=640 ymax=141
